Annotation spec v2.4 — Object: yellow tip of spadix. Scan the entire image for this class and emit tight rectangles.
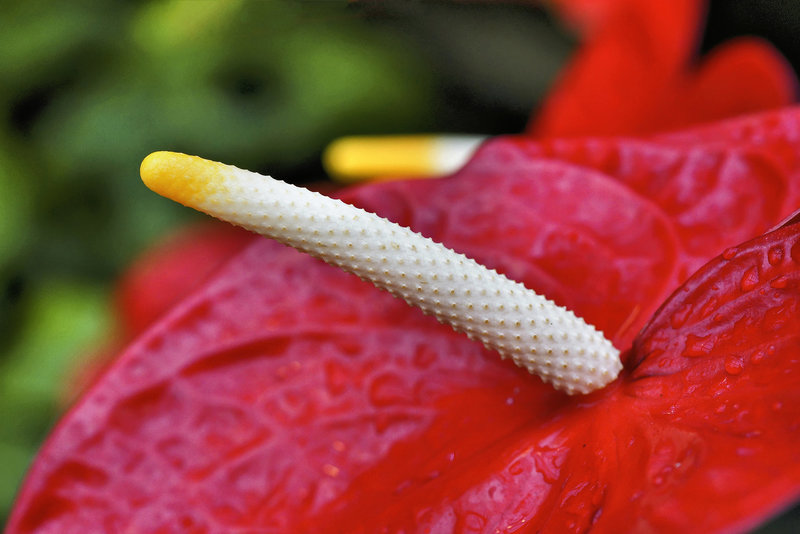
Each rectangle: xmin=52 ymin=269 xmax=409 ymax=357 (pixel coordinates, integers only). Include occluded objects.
xmin=140 ymin=151 xmax=227 ymax=207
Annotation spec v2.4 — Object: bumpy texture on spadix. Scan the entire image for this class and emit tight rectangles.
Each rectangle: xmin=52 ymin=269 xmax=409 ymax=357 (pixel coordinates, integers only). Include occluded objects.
xmin=140 ymin=151 xmax=621 ymax=394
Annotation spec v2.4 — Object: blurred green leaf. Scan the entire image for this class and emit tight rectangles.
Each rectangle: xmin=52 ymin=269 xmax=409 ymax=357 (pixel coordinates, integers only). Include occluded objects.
xmin=0 ymin=140 xmax=34 ymax=271
xmin=0 ymin=2 xmax=117 ymax=102
xmin=0 ymin=279 xmax=111 ymax=403
xmin=14 ymin=0 xmax=432 ymax=279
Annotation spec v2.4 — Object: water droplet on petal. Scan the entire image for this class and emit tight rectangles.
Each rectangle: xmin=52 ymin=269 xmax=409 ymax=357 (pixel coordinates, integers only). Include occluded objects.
xmin=740 ymin=266 xmax=760 ymax=292
xmin=670 ymin=303 xmax=693 ymax=329
xmin=683 ymin=334 xmax=715 ymax=357
xmin=751 ymin=350 xmax=766 ymax=364
xmin=764 ymin=304 xmax=790 ymax=331
xmin=698 ymin=297 xmax=719 ymax=320
xmin=791 ymin=240 xmax=800 ymax=264
xmin=722 ymin=246 xmax=739 ymax=260
xmin=724 ymin=356 xmax=744 ymax=376
xmin=770 ymin=275 xmax=789 ymax=289
xmin=768 ymin=245 xmax=785 ymax=266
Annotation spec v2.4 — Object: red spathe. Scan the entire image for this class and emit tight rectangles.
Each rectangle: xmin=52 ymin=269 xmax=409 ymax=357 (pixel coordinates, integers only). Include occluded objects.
xmin=8 ymin=108 xmax=800 ymax=533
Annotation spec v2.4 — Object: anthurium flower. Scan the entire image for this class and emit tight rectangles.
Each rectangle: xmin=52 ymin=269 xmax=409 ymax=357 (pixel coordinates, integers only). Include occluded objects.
xmin=7 ymin=107 xmax=800 ymax=532
xmin=532 ymin=0 xmax=797 ymax=136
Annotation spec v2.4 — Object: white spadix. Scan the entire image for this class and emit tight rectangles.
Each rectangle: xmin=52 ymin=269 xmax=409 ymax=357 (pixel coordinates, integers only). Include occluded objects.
xmin=140 ymin=151 xmax=622 ymax=394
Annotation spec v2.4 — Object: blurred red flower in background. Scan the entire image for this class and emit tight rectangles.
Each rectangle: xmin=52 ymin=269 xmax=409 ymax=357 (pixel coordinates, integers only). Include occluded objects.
xmin=533 ymin=0 xmax=796 ymax=136
xmin=8 ymin=1 xmax=800 ymax=532
xmin=115 ymin=223 xmax=253 ymax=339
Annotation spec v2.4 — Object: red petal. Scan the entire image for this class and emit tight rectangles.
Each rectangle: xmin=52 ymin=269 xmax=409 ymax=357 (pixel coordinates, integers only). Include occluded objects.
xmin=655 ymin=106 xmax=800 ymax=214
xmin=487 ymin=133 xmax=788 ymax=273
xmin=531 ymin=2 xmax=796 ymax=137
xmin=654 ymin=38 xmax=797 ymax=131
xmin=530 ymin=0 xmax=700 ymax=137
xmin=617 ymin=222 xmax=800 ymax=531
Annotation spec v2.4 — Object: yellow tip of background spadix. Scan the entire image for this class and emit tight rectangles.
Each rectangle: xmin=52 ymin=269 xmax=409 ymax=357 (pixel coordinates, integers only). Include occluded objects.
xmin=323 ymin=136 xmax=438 ymax=183
xmin=323 ymin=135 xmax=487 ymax=183
xmin=140 ymin=151 xmax=227 ymax=207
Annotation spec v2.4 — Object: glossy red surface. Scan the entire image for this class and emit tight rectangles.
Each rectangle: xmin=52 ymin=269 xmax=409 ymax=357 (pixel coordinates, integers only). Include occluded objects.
xmin=7 ymin=109 xmax=800 ymax=533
